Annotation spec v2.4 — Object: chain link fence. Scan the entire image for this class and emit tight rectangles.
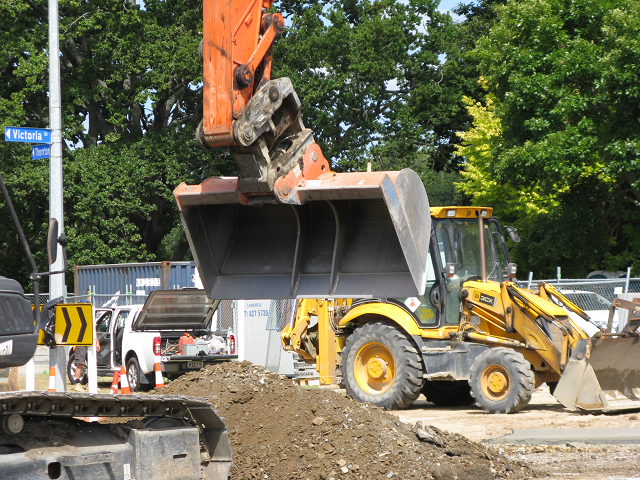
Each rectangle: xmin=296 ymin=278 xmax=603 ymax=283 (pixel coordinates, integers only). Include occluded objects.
xmin=518 ymin=277 xmax=640 ymax=303
xmin=25 ymin=293 xmax=50 ymax=306
xmin=517 ymin=276 xmax=640 ymax=331
xmin=232 ymin=299 xmax=297 ymax=376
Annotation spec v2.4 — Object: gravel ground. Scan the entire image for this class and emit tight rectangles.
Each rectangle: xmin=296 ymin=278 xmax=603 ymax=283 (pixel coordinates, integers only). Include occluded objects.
xmin=153 ymin=361 xmax=534 ymax=480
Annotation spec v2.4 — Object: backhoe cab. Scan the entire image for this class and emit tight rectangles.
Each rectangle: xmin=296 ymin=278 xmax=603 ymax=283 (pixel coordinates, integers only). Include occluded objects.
xmin=283 ymin=207 xmax=640 ymax=414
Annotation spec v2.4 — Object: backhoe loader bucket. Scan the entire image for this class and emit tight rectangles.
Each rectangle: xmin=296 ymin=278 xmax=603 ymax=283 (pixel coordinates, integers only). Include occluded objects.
xmin=553 ymin=335 xmax=640 ymax=412
xmin=174 ymin=169 xmax=430 ymax=299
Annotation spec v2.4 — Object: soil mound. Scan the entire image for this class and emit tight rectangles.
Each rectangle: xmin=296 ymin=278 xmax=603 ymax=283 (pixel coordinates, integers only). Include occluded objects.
xmin=154 ymin=361 xmax=533 ymax=480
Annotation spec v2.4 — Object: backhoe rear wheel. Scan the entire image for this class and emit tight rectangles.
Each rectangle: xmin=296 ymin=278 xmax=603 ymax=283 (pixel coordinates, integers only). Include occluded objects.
xmin=469 ymin=347 xmax=534 ymax=414
xmin=341 ymin=321 xmax=424 ymax=410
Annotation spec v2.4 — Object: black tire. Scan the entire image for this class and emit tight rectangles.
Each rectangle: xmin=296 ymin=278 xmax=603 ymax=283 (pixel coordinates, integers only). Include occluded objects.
xmin=67 ymin=352 xmax=88 ymax=385
xmin=341 ymin=321 xmax=424 ymax=410
xmin=126 ymin=356 xmax=142 ymax=392
xmin=422 ymin=380 xmax=474 ymax=407
xmin=469 ymin=347 xmax=535 ymax=414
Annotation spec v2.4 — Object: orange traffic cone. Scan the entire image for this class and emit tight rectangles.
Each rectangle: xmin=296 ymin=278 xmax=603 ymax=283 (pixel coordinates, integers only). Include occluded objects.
xmin=119 ymin=365 xmax=131 ymax=394
xmin=110 ymin=370 xmax=120 ymax=394
xmin=154 ymin=362 xmax=164 ymax=388
xmin=47 ymin=366 xmax=56 ymax=392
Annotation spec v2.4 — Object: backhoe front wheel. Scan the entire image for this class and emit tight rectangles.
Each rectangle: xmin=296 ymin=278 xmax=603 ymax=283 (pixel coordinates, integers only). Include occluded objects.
xmin=469 ymin=347 xmax=535 ymax=414
xmin=341 ymin=321 xmax=424 ymax=410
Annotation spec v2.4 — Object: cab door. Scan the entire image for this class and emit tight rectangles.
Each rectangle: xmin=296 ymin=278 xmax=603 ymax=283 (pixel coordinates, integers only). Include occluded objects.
xmin=95 ymin=309 xmax=113 ymax=368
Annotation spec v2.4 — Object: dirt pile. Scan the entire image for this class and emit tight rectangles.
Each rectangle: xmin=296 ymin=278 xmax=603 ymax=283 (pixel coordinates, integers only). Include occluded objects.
xmin=154 ymin=361 xmax=534 ymax=480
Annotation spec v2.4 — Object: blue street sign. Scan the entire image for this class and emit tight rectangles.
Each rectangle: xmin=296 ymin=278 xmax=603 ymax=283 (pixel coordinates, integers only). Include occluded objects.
xmin=32 ymin=144 xmax=50 ymax=160
xmin=4 ymin=127 xmax=51 ymax=144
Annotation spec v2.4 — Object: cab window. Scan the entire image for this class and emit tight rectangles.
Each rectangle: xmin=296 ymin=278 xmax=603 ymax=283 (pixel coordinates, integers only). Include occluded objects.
xmin=115 ymin=310 xmax=130 ymax=332
xmin=95 ymin=311 xmax=112 ymax=334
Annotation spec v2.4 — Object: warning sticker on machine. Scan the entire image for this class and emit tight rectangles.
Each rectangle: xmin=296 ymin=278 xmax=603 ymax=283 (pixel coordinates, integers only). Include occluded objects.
xmin=404 ymin=297 xmax=421 ymax=312
xmin=473 ymin=291 xmax=497 ymax=307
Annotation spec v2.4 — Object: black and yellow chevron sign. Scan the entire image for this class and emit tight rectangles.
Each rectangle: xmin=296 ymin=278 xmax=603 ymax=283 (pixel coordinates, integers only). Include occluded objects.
xmin=37 ymin=304 xmax=94 ymax=346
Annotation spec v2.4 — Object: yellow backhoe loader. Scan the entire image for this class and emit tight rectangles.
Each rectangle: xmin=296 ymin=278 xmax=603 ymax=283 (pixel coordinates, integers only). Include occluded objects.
xmin=171 ymin=0 xmax=640 ymax=418
xmin=282 ymin=207 xmax=640 ymax=414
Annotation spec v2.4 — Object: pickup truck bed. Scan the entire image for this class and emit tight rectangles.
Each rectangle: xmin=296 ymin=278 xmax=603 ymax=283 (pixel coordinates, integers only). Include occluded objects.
xmin=70 ymin=290 xmax=236 ymax=390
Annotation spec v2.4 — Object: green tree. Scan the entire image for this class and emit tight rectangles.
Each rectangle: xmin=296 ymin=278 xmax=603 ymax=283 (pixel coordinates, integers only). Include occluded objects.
xmin=64 ymin=129 xmax=225 ymax=268
xmin=455 ymin=88 xmax=559 ymax=217
xmin=274 ymin=0 xmax=478 ymax=174
xmin=471 ymin=0 xmax=640 ymax=277
xmin=0 ymin=0 xmax=232 ymax=288
xmin=0 ymin=0 xmax=482 ymax=289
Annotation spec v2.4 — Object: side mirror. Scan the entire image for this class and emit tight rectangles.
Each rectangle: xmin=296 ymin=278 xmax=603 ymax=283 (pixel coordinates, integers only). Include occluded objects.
xmin=45 ymin=218 xmax=68 ymax=275
xmin=47 ymin=219 xmax=58 ymax=265
xmin=504 ymin=226 xmax=520 ymax=243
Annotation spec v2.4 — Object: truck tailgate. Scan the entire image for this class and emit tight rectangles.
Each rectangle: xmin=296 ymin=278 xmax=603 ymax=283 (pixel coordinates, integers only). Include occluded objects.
xmin=168 ymin=355 xmax=238 ymax=362
xmin=161 ymin=354 xmax=239 ymax=372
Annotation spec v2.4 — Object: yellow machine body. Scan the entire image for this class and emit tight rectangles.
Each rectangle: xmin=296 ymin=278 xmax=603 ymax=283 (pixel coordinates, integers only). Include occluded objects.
xmin=282 ymin=207 xmax=640 ymax=413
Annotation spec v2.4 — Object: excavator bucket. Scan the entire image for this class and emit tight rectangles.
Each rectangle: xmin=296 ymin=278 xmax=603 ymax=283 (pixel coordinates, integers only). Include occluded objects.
xmin=553 ymin=335 xmax=640 ymax=412
xmin=174 ymin=169 xmax=430 ymax=300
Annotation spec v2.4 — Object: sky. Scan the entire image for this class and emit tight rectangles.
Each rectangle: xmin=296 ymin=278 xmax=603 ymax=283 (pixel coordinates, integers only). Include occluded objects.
xmin=135 ymin=0 xmax=467 ymax=14
xmin=438 ymin=0 xmax=464 ymax=11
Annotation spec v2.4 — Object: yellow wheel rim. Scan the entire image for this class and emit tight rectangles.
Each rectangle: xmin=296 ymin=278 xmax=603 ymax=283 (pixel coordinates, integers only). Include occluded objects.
xmin=353 ymin=342 xmax=395 ymax=395
xmin=480 ymin=364 xmax=510 ymax=402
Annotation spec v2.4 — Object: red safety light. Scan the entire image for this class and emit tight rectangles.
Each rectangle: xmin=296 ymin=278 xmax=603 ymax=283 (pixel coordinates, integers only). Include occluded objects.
xmin=229 ymin=333 xmax=236 ymax=355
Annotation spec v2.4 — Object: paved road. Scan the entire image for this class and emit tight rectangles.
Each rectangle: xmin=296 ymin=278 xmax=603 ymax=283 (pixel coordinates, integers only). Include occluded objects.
xmin=485 ymin=427 xmax=640 ymax=445
xmin=393 ymin=387 xmax=640 ymax=445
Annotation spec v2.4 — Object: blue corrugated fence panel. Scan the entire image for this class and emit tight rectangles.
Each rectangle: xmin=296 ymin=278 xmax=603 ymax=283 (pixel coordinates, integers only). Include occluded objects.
xmin=75 ymin=262 xmax=197 ymax=296
xmin=170 ymin=263 xmax=197 ymax=290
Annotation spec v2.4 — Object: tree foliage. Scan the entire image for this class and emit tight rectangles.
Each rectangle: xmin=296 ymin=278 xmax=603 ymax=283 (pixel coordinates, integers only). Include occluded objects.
xmin=466 ymin=0 xmax=640 ymax=277
xmin=0 ymin=0 xmax=232 ymax=288
xmin=455 ymin=87 xmax=558 ymax=218
xmin=64 ymin=129 xmax=225 ymax=267
xmin=274 ymin=0 xmax=478 ymax=173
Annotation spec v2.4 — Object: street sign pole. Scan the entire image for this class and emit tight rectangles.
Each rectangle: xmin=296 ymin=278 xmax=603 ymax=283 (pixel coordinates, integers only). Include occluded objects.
xmin=49 ymin=0 xmax=66 ymax=392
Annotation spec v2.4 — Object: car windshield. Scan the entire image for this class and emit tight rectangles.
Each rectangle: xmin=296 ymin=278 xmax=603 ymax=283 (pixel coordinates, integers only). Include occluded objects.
xmin=561 ymin=292 xmax=611 ymax=311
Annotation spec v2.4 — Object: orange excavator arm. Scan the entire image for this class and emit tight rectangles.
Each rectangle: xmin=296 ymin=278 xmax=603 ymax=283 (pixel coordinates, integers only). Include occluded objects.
xmin=197 ymin=0 xmax=314 ymax=199
xmin=175 ymin=0 xmax=431 ymax=299
xmin=199 ymin=0 xmax=281 ymax=149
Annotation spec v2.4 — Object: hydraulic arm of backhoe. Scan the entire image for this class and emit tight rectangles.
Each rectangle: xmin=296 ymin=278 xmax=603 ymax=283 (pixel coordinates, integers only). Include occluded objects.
xmin=175 ymin=0 xmax=431 ymax=300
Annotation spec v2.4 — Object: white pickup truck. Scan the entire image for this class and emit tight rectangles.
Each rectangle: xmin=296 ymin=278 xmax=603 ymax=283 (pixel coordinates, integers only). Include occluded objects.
xmin=68 ymin=289 xmax=236 ymax=390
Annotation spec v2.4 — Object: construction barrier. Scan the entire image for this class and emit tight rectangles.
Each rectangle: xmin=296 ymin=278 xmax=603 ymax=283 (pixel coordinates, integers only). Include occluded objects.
xmin=154 ymin=362 xmax=164 ymax=388
xmin=47 ymin=366 xmax=56 ymax=392
xmin=110 ymin=370 xmax=120 ymax=394
xmin=119 ymin=365 xmax=130 ymax=394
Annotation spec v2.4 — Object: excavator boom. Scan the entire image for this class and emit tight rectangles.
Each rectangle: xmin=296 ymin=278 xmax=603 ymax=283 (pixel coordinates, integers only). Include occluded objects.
xmin=176 ymin=0 xmax=431 ymax=299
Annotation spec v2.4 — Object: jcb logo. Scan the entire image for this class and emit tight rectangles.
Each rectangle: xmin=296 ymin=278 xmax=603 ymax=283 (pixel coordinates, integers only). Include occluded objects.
xmin=473 ymin=291 xmax=497 ymax=308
